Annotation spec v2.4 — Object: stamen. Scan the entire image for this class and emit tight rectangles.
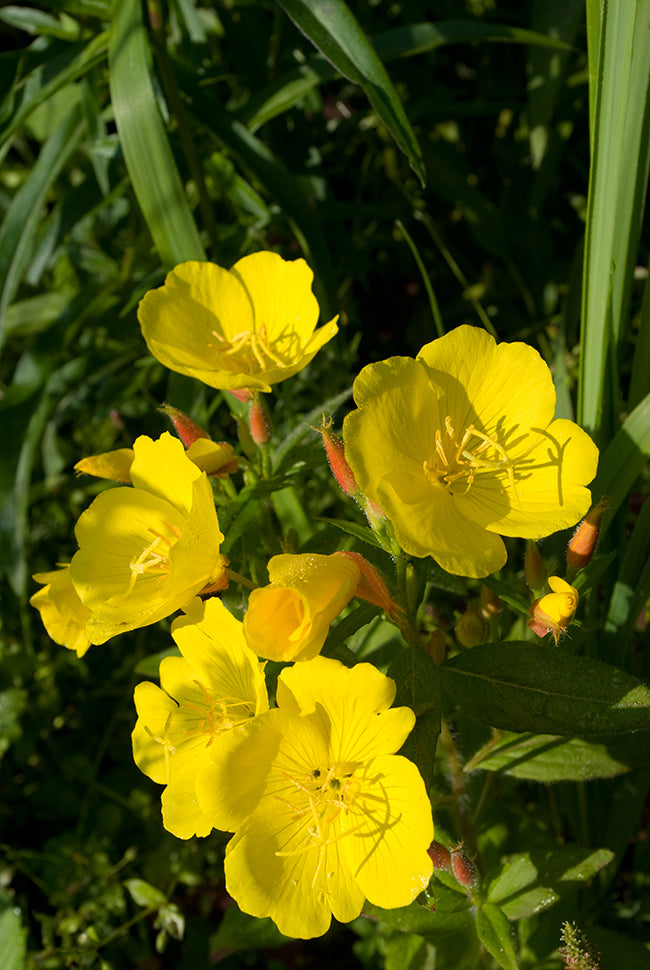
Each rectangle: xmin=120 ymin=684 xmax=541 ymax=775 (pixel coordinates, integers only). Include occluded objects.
xmin=423 ymin=415 xmax=518 ymax=497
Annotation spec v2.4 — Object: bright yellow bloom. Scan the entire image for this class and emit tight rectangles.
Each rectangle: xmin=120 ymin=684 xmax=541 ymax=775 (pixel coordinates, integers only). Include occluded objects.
xmin=196 ymin=656 xmax=433 ymax=939
xmin=132 ymin=598 xmax=268 ymax=839
xmin=70 ymin=433 xmax=227 ymax=645
xmin=343 ymin=326 xmax=599 ymax=578
xmin=528 ymin=576 xmax=579 ymax=644
xmin=137 ymin=253 xmax=339 ymax=393
xmin=243 ymin=553 xmax=360 ymax=661
xmin=30 ymin=564 xmax=91 ymax=657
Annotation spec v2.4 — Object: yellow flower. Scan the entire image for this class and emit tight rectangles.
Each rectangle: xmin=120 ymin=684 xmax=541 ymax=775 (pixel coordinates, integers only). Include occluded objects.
xmin=132 ymin=597 xmax=268 ymax=839
xmin=70 ymin=433 xmax=227 ymax=645
xmin=242 ymin=553 xmax=360 ymax=661
xmin=528 ymin=576 xmax=579 ymax=644
xmin=343 ymin=326 xmax=599 ymax=578
xmin=75 ymin=441 xmax=237 ymax=482
xmin=30 ymin=564 xmax=91 ymax=657
xmin=196 ymin=656 xmax=433 ymax=939
xmin=137 ymin=252 xmax=339 ymax=392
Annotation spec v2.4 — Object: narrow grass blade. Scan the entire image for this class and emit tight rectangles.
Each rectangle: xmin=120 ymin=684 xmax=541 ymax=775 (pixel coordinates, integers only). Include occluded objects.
xmin=277 ymin=0 xmax=425 ymax=184
xmin=109 ymin=0 xmax=204 ymax=267
xmin=0 ymin=105 xmax=84 ymax=356
xmin=578 ymin=1 xmax=650 ymax=444
xmin=591 ymin=390 xmax=650 ymax=528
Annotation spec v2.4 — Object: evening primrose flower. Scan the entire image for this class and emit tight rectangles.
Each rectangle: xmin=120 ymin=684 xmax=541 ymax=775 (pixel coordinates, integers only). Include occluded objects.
xmin=242 ymin=553 xmax=360 ymax=662
xmin=30 ymin=564 xmax=91 ymax=657
xmin=137 ymin=252 xmax=338 ymax=393
xmin=132 ymin=598 xmax=268 ymax=839
xmin=70 ymin=433 xmax=227 ymax=645
xmin=528 ymin=576 xmax=579 ymax=644
xmin=196 ymin=656 xmax=433 ymax=939
xmin=343 ymin=326 xmax=599 ymax=578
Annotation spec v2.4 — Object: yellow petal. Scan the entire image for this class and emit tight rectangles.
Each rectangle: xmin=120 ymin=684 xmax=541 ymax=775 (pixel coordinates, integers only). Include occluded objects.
xmin=30 ymin=565 xmax=91 ymax=657
xmin=74 ymin=448 xmax=134 ymax=483
xmin=130 ymin=432 xmax=200 ymax=517
xmin=186 ymin=439 xmax=238 ymax=477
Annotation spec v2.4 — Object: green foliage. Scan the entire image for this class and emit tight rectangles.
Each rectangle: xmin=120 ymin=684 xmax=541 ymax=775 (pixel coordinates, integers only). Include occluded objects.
xmin=1 ymin=0 xmax=650 ymax=967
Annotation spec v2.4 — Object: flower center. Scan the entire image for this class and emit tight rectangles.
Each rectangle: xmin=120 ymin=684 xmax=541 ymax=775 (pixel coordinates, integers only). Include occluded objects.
xmin=210 ymin=324 xmax=290 ymax=373
xmin=127 ymin=522 xmax=181 ymax=594
xmin=275 ymin=762 xmax=364 ymax=852
xmin=185 ymin=681 xmax=256 ymax=745
xmin=423 ymin=416 xmax=515 ymax=494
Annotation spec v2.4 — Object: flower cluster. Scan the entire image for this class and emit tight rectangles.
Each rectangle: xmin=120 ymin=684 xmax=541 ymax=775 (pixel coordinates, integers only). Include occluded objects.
xmin=30 ymin=250 xmax=601 ymax=942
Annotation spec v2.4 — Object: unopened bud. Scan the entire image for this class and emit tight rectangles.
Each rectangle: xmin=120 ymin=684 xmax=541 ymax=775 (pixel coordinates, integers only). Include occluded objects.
xmin=249 ymin=394 xmax=272 ymax=446
xmin=316 ymin=415 xmax=359 ymax=496
xmin=480 ymin=585 xmax=502 ymax=620
xmin=528 ymin=576 xmax=579 ymax=645
xmin=455 ymin=609 xmax=486 ymax=649
xmin=450 ymin=845 xmax=478 ymax=887
xmin=159 ymin=404 xmax=209 ymax=448
xmin=227 ymin=388 xmax=253 ymax=405
xmin=567 ymin=498 xmax=608 ymax=571
xmin=334 ymin=551 xmax=399 ymax=618
xmin=524 ymin=539 xmax=546 ymax=591
xmin=427 ymin=841 xmax=452 ymax=871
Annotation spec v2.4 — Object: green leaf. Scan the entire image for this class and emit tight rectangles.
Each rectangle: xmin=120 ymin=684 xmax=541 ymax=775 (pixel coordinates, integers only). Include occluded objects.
xmin=0 ymin=688 xmax=27 ymax=759
xmin=364 ymin=882 xmax=472 ymax=936
xmin=0 ymin=890 xmax=27 ymax=970
xmin=323 ymin=603 xmax=381 ymax=664
xmin=487 ymin=846 xmax=613 ymax=920
xmin=277 ymin=0 xmax=425 ymax=184
xmin=592 ymin=390 xmax=650 ymax=528
xmin=476 ymin=902 xmax=520 ymax=970
xmin=388 ymin=647 xmax=441 ymax=790
xmin=109 ymin=0 xmax=204 ymax=267
xmin=209 ymin=905 xmax=289 ymax=955
xmin=441 ymin=642 xmax=650 ymax=735
xmin=385 ymin=933 xmax=432 ymax=970
xmin=604 ymin=495 xmax=650 ymax=666
xmin=316 ymin=516 xmax=387 ymax=552
xmin=465 ymin=730 xmax=650 ymax=781
xmin=124 ymin=878 xmax=167 ymax=909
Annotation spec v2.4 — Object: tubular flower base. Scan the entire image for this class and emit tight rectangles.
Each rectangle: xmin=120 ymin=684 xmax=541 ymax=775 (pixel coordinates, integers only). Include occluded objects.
xmin=343 ymin=325 xmax=600 ymax=578
xmin=132 ymin=598 xmax=268 ymax=839
xmin=30 ymin=564 xmax=91 ymax=657
xmin=243 ymin=553 xmax=360 ymax=661
xmin=137 ymin=252 xmax=339 ymax=393
xmin=196 ymin=656 xmax=434 ymax=939
xmin=70 ymin=433 xmax=227 ymax=645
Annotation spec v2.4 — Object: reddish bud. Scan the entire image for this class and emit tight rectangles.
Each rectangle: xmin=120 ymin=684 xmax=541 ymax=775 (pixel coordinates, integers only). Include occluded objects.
xmin=524 ymin=539 xmax=546 ymax=591
xmin=249 ymin=394 xmax=272 ymax=446
xmin=567 ymin=498 xmax=608 ymax=571
xmin=450 ymin=845 xmax=478 ymax=887
xmin=480 ymin=585 xmax=502 ymax=620
xmin=316 ymin=415 xmax=359 ymax=496
xmin=159 ymin=404 xmax=209 ymax=448
xmin=334 ymin=551 xmax=400 ymax=618
xmin=227 ymin=388 xmax=253 ymax=405
xmin=427 ymin=841 xmax=452 ymax=871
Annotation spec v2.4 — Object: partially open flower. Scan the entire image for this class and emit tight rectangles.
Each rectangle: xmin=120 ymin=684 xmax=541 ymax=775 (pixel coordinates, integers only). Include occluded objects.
xmin=70 ymin=433 xmax=227 ymax=645
xmin=138 ymin=253 xmax=338 ymax=393
xmin=243 ymin=553 xmax=359 ymax=662
xmin=343 ymin=326 xmax=599 ymax=578
xmin=528 ymin=576 xmax=579 ymax=644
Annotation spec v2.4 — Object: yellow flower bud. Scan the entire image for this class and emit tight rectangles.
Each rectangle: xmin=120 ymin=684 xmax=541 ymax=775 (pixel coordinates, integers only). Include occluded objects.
xmin=528 ymin=576 xmax=579 ymax=645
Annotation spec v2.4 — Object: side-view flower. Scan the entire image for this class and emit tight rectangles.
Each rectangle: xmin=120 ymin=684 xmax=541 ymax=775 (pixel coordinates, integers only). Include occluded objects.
xmin=343 ymin=325 xmax=600 ymax=578
xmin=195 ymin=656 xmax=434 ymax=939
xmin=137 ymin=251 xmax=339 ymax=392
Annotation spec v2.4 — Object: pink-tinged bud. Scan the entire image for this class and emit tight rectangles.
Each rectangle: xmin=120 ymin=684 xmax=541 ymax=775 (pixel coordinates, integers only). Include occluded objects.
xmin=427 ymin=841 xmax=452 ymax=871
xmin=450 ymin=845 xmax=478 ymax=887
xmin=249 ymin=394 xmax=272 ymax=446
xmin=528 ymin=576 xmax=579 ymax=645
xmin=159 ymin=404 xmax=209 ymax=448
xmin=361 ymin=496 xmax=386 ymax=530
xmin=227 ymin=388 xmax=253 ymax=405
xmin=567 ymin=498 xmax=608 ymax=571
xmin=425 ymin=629 xmax=447 ymax=665
xmin=334 ymin=551 xmax=400 ymax=618
xmin=455 ymin=609 xmax=486 ymax=649
xmin=316 ymin=415 xmax=359 ymax=496
xmin=524 ymin=539 xmax=546 ymax=591
xmin=480 ymin=585 xmax=502 ymax=620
